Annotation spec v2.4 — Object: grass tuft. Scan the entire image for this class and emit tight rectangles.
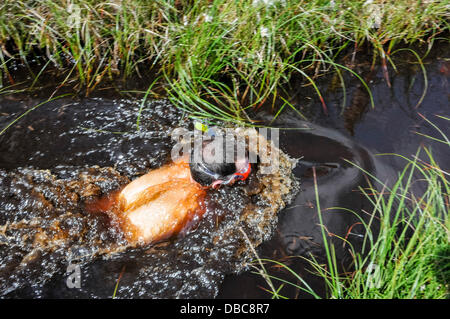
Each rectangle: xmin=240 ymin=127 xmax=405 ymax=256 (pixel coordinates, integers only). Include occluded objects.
xmin=0 ymin=0 xmax=448 ymax=121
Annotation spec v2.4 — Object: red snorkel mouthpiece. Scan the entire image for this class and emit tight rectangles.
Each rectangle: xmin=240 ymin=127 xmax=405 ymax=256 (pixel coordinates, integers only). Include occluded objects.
xmin=210 ymin=159 xmax=251 ymax=189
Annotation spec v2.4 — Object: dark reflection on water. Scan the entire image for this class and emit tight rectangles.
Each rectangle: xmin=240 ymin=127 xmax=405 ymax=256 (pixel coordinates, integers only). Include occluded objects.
xmin=0 ymin=98 xmax=181 ymax=174
xmin=0 ymin=44 xmax=448 ymax=299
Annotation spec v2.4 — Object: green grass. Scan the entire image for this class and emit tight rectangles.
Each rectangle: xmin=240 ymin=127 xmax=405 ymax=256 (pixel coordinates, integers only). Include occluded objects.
xmin=252 ymin=118 xmax=449 ymax=299
xmin=0 ymin=0 xmax=448 ymax=121
xmin=253 ymin=146 xmax=449 ymax=299
xmin=318 ymin=149 xmax=448 ymax=299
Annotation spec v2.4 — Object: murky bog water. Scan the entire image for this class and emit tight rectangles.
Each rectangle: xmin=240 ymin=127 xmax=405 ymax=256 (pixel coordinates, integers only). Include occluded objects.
xmin=0 ymin=98 xmax=298 ymax=298
xmin=0 ymin=44 xmax=448 ymax=298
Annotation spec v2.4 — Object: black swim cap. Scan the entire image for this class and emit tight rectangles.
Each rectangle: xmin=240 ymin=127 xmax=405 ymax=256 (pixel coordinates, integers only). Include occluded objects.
xmin=189 ymin=138 xmax=237 ymax=187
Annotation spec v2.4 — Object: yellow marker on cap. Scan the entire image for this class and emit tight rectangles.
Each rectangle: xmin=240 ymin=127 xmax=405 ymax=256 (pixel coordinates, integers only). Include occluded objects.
xmin=194 ymin=122 xmax=209 ymax=132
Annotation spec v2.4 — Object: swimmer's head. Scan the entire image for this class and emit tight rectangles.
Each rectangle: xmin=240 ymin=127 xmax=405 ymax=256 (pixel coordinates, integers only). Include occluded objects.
xmin=189 ymin=136 xmax=251 ymax=189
